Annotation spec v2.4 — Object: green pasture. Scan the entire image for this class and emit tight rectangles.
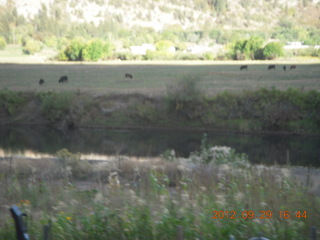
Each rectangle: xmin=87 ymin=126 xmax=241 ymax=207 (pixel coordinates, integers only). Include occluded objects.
xmin=0 ymin=63 xmax=319 ymax=95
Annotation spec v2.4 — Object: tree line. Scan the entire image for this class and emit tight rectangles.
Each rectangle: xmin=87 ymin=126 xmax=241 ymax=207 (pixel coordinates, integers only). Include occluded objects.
xmin=0 ymin=0 xmax=319 ymax=61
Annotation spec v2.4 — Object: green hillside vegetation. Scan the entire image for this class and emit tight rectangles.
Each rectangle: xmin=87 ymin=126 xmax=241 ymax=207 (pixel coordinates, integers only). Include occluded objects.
xmin=0 ymin=0 xmax=320 ymax=61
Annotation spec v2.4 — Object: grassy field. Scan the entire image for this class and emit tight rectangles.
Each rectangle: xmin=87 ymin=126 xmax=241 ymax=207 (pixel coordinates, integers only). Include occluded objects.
xmin=1 ymin=147 xmax=319 ymax=240
xmin=0 ymin=62 xmax=319 ymax=95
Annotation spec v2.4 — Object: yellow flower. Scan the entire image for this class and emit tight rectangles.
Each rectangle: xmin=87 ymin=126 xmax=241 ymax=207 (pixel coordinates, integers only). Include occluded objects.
xmin=19 ymin=200 xmax=31 ymax=205
xmin=66 ymin=217 xmax=72 ymax=221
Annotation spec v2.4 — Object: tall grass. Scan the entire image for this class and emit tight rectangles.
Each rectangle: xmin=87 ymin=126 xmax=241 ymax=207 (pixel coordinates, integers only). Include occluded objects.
xmin=0 ymin=145 xmax=319 ymax=240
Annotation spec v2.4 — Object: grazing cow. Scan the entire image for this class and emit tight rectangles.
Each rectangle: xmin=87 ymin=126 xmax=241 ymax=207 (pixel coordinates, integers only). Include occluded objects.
xmin=268 ymin=65 xmax=276 ymax=70
xmin=39 ymin=79 xmax=44 ymax=85
xmin=240 ymin=65 xmax=248 ymax=70
xmin=290 ymin=65 xmax=297 ymax=70
xmin=125 ymin=73 xmax=133 ymax=80
xmin=283 ymin=66 xmax=286 ymax=71
xmin=59 ymin=75 xmax=68 ymax=83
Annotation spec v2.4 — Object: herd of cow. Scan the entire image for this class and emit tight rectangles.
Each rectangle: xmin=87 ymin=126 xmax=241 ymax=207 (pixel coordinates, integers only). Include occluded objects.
xmin=38 ymin=73 xmax=134 ymax=85
xmin=39 ymin=75 xmax=68 ymax=85
xmin=38 ymin=65 xmax=297 ymax=85
xmin=240 ymin=64 xmax=297 ymax=71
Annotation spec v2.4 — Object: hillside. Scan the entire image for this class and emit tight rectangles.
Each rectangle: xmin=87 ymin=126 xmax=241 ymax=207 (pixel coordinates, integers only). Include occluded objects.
xmin=1 ymin=0 xmax=320 ymax=31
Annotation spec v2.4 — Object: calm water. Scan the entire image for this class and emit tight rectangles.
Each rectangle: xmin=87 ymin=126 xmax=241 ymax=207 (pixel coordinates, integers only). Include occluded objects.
xmin=0 ymin=126 xmax=319 ymax=167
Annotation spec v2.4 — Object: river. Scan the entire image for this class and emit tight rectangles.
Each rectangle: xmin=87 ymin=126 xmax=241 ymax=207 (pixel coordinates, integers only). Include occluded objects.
xmin=0 ymin=126 xmax=319 ymax=167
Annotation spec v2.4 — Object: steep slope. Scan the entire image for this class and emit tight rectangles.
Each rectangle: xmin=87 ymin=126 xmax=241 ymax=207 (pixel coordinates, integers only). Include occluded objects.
xmin=1 ymin=0 xmax=319 ymax=31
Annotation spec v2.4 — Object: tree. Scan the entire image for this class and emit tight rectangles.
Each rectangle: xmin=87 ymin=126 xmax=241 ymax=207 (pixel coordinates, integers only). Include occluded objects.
xmin=23 ymin=39 xmax=42 ymax=54
xmin=64 ymin=38 xmax=85 ymax=61
xmin=232 ymin=36 xmax=264 ymax=60
xmin=82 ymin=39 xmax=104 ymax=61
xmin=262 ymin=42 xmax=284 ymax=59
xmin=0 ymin=36 xmax=6 ymax=50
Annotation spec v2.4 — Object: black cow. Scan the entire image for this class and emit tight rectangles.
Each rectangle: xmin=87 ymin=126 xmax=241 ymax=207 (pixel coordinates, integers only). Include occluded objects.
xmin=39 ymin=79 xmax=44 ymax=85
xmin=125 ymin=73 xmax=133 ymax=80
xmin=240 ymin=65 xmax=248 ymax=70
xmin=290 ymin=65 xmax=297 ymax=70
xmin=283 ymin=66 xmax=286 ymax=71
xmin=59 ymin=75 xmax=68 ymax=83
xmin=268 ymin=65 xmax=276 ymax=70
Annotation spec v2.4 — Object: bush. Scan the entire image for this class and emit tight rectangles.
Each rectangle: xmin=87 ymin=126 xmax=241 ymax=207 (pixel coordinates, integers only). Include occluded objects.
xmin=231 ymin=36 xmax=264 ymax=60
xmin=0 ymin=89 xmax=26 ymax=116
xmin=190 ymin=134 xmax=250 ymax=167
xmin=63 ymin=38 xmax=85 ymax=61
xmin=23 ymin=39 xmax=42 ymax=55
xmin=82 ymin=39 xmax=105 ymax=61
xmin=61 ymin=38 xmax=114 ymax=61
xmin=37 ymin=91 xmax=73 ymax=122
xmin=0 ymin=36 xmax=6 ymax=50
xmin=262 ymin=42 xmax=284 ymax=59
xmin=166 ymin=76 xmax=206 ymax=119
xmin=114 ymin=51 xmax=134 ymax=60
xmin=56 ymin=148 xmax=92 ymax=179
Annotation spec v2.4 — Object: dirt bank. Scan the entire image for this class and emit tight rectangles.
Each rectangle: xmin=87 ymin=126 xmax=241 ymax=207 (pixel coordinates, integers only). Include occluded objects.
xmin=0 ymin=89 xmax=319 ymax=134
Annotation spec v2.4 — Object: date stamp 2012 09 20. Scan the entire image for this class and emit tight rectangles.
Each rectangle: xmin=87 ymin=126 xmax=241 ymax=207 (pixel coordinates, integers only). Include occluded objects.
xmin=212 ymin=210 xmax=307 ymax=220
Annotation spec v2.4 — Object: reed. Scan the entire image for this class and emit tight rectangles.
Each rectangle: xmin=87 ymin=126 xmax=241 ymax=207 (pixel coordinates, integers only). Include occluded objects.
xmin=0 ymin=146 xmax=319 ymax=240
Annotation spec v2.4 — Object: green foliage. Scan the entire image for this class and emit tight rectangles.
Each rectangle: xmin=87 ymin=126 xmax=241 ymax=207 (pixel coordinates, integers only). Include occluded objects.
xmin=127 ymin=100 xmax=159 ymax=123
xmin=231 ymin=36 xmax=264 ymax=60
xmin=56 ymin=148 xmax=92 ymax=179
xmin=82 ymin=39 xmax=105 ymax=61
xmin=63 ymin=38 xmax=85 ymax=61
xmin=262 ymin=42 xmax=284 ymax=59
xmin=191 ymin=133 xmax=250 ymax=167
xmin=1 ymin=138 xmax=318 ymax=240
xmin=0 ymin=89 xmax=25 ymax=116
xmin=22 ymin=39 xmax=42 ymax=55
xmin=0 ymin=36 xmax=6 ymax=50
xmin=61 ymin=38 xmax=114 ymax=61
xmin=37 ymin=91 xmax=73 ymax=122
xmin=155 ymin=40 xmax=173 ymax=52
xmin=144 ymin=49 xmax=174 ymax=60
xmin=166 ymin=76 xmax=206 ymax=120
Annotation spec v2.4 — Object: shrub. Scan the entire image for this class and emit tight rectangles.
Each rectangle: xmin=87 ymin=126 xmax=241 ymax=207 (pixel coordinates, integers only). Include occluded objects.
xmin=56 ymin=148 xmax=92 ymax=179
xmin=0 ymin=89 xmax=26 ymax=116
xmin=231 ymin=36 xmax=264 ymax=60
xmin=166 ymin=76 xmax=206 ymax=119
xmin=0 ymin=36 xmax=6 ymax=50
xmin=262 ymin=42 xmax=284 ymax=59
xmin=23 ymin=39 xmax=42 ymax=55
xmin=82 ymin=39 xmax=105 ymax=61
xmin=37 ymin=91 xmax=73 ymax=122
xmin=63 ymin=38 xmax=85 ymax=61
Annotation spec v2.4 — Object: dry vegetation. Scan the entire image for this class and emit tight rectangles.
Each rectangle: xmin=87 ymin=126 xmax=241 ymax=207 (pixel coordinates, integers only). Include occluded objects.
xmin=0 ymin=146 xmax=320 ymax=239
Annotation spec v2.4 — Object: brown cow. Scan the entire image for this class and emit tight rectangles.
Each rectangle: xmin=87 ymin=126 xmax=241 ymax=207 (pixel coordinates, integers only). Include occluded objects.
xmin=59 ymin=75 xmax=68 ymax=83
xmin=125 ymin=73 xmax=133 ymax=80
xmin=240 ymin=65 xmax=248 ymax=70
xmin=290 ymin=65 xmax=297 ymax=70
xmin=268 ymin=65 xmax=276 ymax=70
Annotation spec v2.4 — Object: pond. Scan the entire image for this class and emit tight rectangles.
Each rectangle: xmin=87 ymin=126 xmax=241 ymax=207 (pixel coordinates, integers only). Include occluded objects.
xmin=0 ymin=126 xmax=319 ymax=167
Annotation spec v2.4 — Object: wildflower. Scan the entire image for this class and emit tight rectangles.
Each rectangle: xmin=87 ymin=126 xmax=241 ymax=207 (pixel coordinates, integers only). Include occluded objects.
xmin=19 ymin=200 xmax=31 ymax=205
xmin=215 ymin=194 xmax=226 ymax=207
xmin=234 ymin=191 xmax=244 ymax=202
xmin=94 ymin=192 xmax=104 ymax=204
xmin=66 ymin=217 xmax=72 ymax=221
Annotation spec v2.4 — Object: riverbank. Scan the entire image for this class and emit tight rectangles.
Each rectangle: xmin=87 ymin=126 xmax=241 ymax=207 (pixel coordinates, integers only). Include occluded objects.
xmin=0 ymin=87 xmax=319 ymax=135
xmin=0 ymin=148 xmax=319 ymax=240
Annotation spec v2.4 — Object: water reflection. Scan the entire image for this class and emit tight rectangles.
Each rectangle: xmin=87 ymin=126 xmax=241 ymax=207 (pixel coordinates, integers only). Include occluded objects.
xmin=0 ymin=126 xmax=319 ymax=167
